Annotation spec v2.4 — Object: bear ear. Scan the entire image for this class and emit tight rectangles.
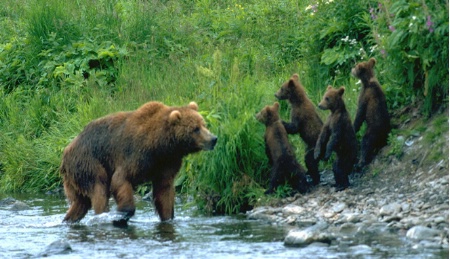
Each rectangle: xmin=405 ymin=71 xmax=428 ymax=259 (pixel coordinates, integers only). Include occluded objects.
xmin=327 ymin=85 xmax=333 ymax=90
xmin=338 ymin=86 xmax=345 ymax=96
xmin=369 ymin=57 xmax=376 ymax=67
xmin=188 ymin=102 xmax=198 ymax=111
xmin=273 ymin=102 xmax=280 ymax=111
xmin=169 ymin=110 xmax=182 ymax=124
xmin=288 ymin=74 xmax=299 ymax=88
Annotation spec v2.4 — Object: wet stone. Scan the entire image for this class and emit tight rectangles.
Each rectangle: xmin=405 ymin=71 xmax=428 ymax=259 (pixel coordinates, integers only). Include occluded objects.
xmin=284 ymin=222 xmax=333 ymax=247
xmin=0 ymin=197 xmax=16 ymax=206
xmin=348 ymin=244 xmax=373 ymax=256
xmin=332 ymin=202 xmax=346 ymax=213
xmin=379 ymin=202 xmax=402 ymax=216
xmin=406 ymin=226 xmax=441 ymax=241
xmin=282 ymin=204 xmax=304 ymax=215
xmin=39 ymin=240 xmax=72 ymax=257
xmin=10 ymin=201 xmax=30 ymax=211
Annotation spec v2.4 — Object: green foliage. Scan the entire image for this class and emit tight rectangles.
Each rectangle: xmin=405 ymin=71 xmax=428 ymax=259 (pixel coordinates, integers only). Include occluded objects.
xmin=387 ymin=131 xmax=404 ymax=159
xmin=0 ymin=0 xmax=448 ymax=216
xmin=365 ymin=0 xmax=449 ymax=115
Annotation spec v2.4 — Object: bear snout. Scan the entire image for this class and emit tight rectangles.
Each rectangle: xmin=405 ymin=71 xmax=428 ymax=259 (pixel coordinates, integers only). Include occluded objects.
xmin=351 ymin=67 xmax=357 ymax=77
xmin=203 ymin=134 xmax=218 ymax=151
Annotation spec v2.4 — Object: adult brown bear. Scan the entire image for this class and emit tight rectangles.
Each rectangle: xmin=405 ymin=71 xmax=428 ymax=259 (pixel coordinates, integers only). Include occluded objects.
xmin=60 ymin=101 xmax=217 ymax=224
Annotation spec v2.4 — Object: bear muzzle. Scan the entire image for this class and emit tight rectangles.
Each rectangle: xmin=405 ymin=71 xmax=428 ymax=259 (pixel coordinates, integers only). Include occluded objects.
xmin=202 ymin=134 xmax=218 ymax=151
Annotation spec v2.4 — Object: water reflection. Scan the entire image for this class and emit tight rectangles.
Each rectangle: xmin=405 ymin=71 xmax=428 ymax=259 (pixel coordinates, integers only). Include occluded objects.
xmin=0 ymin=194 xmax=447 ymax=259
xmin=154 ymin=222 xmax=178 ymax=242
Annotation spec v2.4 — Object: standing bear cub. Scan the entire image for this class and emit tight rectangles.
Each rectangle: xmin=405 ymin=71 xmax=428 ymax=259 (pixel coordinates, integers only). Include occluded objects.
xmin=275 ymin=74 xmax=324 ymax=185
xmin=314 ymin=86 xmax=357 ymax=191
xmin=60 ymin=101 xmax=217 ymax=224
xmin=256 ymin=102 xmax=309 ymax=195
xmin=351 ymin=58 xmax=390 ymax=169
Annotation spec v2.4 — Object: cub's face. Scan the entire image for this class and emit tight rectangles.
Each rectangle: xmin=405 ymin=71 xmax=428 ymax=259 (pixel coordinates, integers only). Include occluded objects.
xmin=256 ymin=102 xmax=280 ymax=125
xmin=318 ymin=86 xmax=345 ymax=111
xmin=275 ymin=74 xmax=300 ymax=100
xmin=351 ymin=58 xmax=376 ymax=80
xmin=169 ymin=103 xmax=217 ymax=152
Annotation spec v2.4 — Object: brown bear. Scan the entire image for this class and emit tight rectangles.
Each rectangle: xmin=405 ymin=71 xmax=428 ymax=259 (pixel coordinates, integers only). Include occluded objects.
xmin=275 ymin=74 xmax=324 ymax=185
xmin=60 ymin=101 xmax=217 ymax=224
xmin=351 ymin=58 xmax=390 ymax=169
xmin=256 ymin=102 xmax=309 ymax=195
xmin=314 ymin=86 xmax=357 ymax=191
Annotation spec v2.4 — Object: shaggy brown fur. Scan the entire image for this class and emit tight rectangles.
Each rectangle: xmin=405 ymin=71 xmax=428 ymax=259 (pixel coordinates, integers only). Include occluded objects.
xmin=351 ymin=58 xmax=390 ymax=169
xmin=60 ymin=101 xmax=217 ymax=224
xmin=314 ymin=86 xmax=357 ymax=191
xmin=275 ymin=74 xmax=324 ymax=185
xmin=256 ymin=102 xmax=309 ymax=195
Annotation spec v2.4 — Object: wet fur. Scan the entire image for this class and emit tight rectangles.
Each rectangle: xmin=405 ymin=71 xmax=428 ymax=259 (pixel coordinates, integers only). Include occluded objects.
xmin=61 ymin=101 xmax=217 ymax=223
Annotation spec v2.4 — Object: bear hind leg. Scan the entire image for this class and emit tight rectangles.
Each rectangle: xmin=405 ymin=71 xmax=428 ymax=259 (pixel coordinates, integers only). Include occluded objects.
xmin=332 ymin=159 xmax=349 ymax=192
xmin=63 ymin=194 xmax=91 ymax=223
xmin=91 ymin=183 xmax=110 ymax=215
xmin=359 ymin=133 xmax=377 ymax=168
xmin=305 ymin=148 xmax=320 ymax=185
xmin=111 ymin=174 xmax=136 ymax=222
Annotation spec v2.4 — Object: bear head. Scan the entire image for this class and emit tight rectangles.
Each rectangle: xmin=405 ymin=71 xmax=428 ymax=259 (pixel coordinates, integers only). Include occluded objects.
xmin=256 ymin=102 xmax=281 ymax=126
xmin=351 ymin=57 xmax=376 ymax=82
xmin=275 ymin=74 xmax=303 ymax=100
xmin=318 ymin=86 xmax=345 ymax=112
xmin=169 ymin=102 xmax=217 ymax=152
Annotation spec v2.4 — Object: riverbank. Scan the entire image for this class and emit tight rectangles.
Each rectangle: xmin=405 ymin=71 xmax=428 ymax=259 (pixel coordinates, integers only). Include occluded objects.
xmin=247 ymin=107 xmax=449 ymax=254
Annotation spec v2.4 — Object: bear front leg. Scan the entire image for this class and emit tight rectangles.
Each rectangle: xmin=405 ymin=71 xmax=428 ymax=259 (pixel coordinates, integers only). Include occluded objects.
xmin=282 ymin=120 xmax=299 ymax=134
xmin=153 ymin=176 xmax=175 ymax=221
xmin=314 ymin=125 xmax=330 ymax=160
xmin=353 ymin=101 xmax=366 ymax=133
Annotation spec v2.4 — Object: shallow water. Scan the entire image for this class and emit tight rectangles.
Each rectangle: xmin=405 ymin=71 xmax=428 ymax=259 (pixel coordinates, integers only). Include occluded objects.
xmin=0 ymin=194 xmax=447 ymax=259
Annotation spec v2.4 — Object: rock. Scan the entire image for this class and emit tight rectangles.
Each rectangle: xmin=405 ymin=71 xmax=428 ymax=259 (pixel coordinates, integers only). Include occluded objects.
xmin=10 ymin=201 xmax=30 ymax=211
xmin=338 ymin=223 xmax=358 ymax=237
xmin=348 ymin=244 xmax=373 ymax=256
xmin=337 ymin=213 xmax=362 ymax=224
xmin=39 ymin=240 xmax=72 ymax=257
xmin=246 ymin=206 xmax=281 ymax=221
xmin=406 ymin=226 xmax=441 ymax=240
xmin=284 ymin=222 xmax=332 ymax=247
xmin=282 ymin=204 xmax=304 ymax=215
xmin=379 ymin=202 xmax=402 ymax=216
xmin=0 ymin=197 xmax=16 ymax=206
xmin=332 ymin=202 xmax=346 ymax=213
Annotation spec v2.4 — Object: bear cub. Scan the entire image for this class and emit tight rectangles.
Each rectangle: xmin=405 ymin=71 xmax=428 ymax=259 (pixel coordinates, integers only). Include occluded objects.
xmin=256 ymin=102 xmax=309 ymax=195
xmin=314 ymin=86 xmax=357 ymax=191
xmin=351 ymin=58 xmax=390 ymax=169
xmin=60 ymin=101 xmax=217 ymax=224
xmin=275 ymin=74 xmax=324 ymax=185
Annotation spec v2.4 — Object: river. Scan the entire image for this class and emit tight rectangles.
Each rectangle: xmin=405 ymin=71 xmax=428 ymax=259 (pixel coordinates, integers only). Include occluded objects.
xmin=0 ymin=193 xmax=447 ymax=258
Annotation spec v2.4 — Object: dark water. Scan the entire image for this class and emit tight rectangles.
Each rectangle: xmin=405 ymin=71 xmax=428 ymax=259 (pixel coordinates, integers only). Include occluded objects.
xmin=0 ymin=194 xmax=447 ymax=259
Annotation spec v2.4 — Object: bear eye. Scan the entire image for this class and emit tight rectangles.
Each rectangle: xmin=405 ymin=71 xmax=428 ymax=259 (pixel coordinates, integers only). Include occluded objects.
xmin=193 ymin=127 xmax=201 ymax=134
xmin=325 ymin=97 xmax=330 ymax=102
